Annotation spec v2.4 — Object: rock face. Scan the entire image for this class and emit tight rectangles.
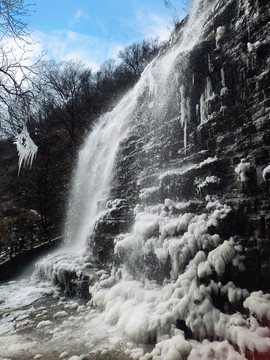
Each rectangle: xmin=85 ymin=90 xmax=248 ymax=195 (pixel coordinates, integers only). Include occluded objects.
xmin=92 ymin=0 xmax=270 ymax=291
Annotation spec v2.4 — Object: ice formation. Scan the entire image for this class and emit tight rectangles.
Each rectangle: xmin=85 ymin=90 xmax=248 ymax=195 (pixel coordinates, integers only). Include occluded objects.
xmin=87 ymin=197 xmax=270 ymax=359
xmin=195 ymin=176 xmax=221 ymax=196
xmin=13 ymin=125 xmax=38 ymax=174
xmin=247 ymin=41 xmax=261 ymax=53
xmin=216 ymin=26 xmax=226 ymax=47
xmin=180 ymin=85 xmax=190 ymax=152
xmin=235 ymin=159 xmax=251 ymax=182
xmin=199 ymin=76 xmax=216 ymax=124
xmin=262 ymin=165 xmax=270 ymax=181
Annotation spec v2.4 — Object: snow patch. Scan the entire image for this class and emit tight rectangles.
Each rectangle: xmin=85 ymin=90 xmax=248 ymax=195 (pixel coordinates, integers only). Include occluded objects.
xmin=262 ymin=165 xmax=270 ymax=181
xmin=195 ymin=176 xmax=221 ymax=193
xmin=235 ymin=159 xmax=250 ymax=182
xmin=244 ymin=291 xmax=270 ymax=320
xmin=53 ymin=311 xmax=69 ymax=320
xmin=247 ymin=41 xmax=261 ymax=52
xmin=216 ymin=26 xmax=226 ymax=47
xmin=36 ymin=320 xmax=52 ymax=329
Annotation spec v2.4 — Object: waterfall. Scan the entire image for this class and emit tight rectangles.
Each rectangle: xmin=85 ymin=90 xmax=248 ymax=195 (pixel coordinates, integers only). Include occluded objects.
xmin=63 ymin=0 xmax=218 ymax=251
xmin=63 ymin=108 xmax=130 ymax=251
xmin=1 ymin=0 xmax=270 ymax=359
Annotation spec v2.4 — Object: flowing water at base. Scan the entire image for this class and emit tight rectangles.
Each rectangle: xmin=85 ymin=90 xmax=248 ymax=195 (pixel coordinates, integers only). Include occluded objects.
xmin=0 ymin=278 xmax=139 ymax=360
xmin=1 ymin=276 xmax=270 ymax=360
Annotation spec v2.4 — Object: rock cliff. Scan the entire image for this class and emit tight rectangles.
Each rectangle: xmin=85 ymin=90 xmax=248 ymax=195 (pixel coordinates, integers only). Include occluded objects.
xmin=92 ymin=0 xmax=270 ymax=292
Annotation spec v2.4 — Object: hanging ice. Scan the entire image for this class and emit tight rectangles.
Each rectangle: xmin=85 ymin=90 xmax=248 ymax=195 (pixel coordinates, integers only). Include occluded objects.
xmin=14 ymin=125 xmax=38 ymax=174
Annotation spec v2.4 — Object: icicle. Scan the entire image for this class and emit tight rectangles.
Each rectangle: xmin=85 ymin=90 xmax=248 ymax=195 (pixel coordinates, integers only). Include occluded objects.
xmin=221 ymin=67 xmax=226 ymax=87
xmin=196 ymin=103 xmax=199 ymax=116
xmin=205 ymin=76 xmax=214 ymax=99
xmin=208 ymin=54 xmax=214 ymax=72
xmin=14 ymin=125 xmax=38 ymax=175
xmin=180 ymin=86 xmax=190 ymax=153
xmin=180 ymin=86 xmax=185 ymax=128
xmin=200 ymin=93 xmax=206 ymax=124
xmin=185 ymin=98 xmax=190 ymax=151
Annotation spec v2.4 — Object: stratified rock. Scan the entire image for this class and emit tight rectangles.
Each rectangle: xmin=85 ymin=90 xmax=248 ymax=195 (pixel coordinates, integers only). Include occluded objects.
xmin=95 ymin=0 xmax=270 ymax=291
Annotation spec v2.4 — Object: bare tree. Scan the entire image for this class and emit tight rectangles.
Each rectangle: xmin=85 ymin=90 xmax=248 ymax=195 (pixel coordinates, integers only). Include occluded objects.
xmin=118 ymin=38 xmax=160 ymax=78
xmin=0 ymin=0 xmax=31 ymax=40
xmin=0 ymin=0 xmax=41 ymax=136
xmin=163 ymin=0 xmax=190 ymax=25
xmin=30 ymin=60 xmax=94 ymax=142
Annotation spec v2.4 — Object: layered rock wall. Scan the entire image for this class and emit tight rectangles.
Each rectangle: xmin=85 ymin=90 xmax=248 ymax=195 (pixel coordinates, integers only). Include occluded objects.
xmin=89 ymin=0 xmax=270 ymax=290
xmin=92 ymin=0 xmax=270 ymax=291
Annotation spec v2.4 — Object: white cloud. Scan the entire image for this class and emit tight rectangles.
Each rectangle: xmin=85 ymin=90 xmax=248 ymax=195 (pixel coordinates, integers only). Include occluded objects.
xmin=33 ymin=29 xmax=124 ymax=70
xmin=75 ymin=9 xmax=89 ymax=21
xmin=117 ymin=1 xmax=187 ymax=43
xmin=13 ymin=3 xmax=187 ymax=72
xmin=4 ymin=36 xmax=43 ymax=63
xmin=1 ymin=36 xmax=43 ymax=82
xmin=137 ymin=11 xmax=171 ymax=41
xmin=69 ymin=9 xmax=90 ymax=27
xmin=118 ymin=9 xmax=172 ymax=44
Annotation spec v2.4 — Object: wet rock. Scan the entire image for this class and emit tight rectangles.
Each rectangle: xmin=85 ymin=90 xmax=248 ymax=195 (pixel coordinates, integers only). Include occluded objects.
xmin=95 ymin=0 xmax=270 ymax=291
xmin=91 ymin=199 xmax=134 ymax=263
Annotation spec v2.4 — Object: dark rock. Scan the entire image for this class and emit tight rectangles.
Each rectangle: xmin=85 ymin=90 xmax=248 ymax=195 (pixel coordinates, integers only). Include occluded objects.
xmin=91 ymin=199 xmax=134 ymax=263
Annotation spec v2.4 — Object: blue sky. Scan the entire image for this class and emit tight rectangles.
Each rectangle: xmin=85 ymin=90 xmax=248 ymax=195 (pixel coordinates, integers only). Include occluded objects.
xmin=27 ymin=0 xmax=188 ymax=70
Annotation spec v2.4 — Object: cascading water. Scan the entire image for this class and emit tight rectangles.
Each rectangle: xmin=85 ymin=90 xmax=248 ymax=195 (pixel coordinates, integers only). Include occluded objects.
xmin=63 ymin=109 xmax=130 ymax=251
xmin=1 ymin=0 xmax=270 ymax=359
xmin=63 ymin=1 xmax=208 ymax=251
xmin=63 ymin=0 xmax=218 ymax=252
